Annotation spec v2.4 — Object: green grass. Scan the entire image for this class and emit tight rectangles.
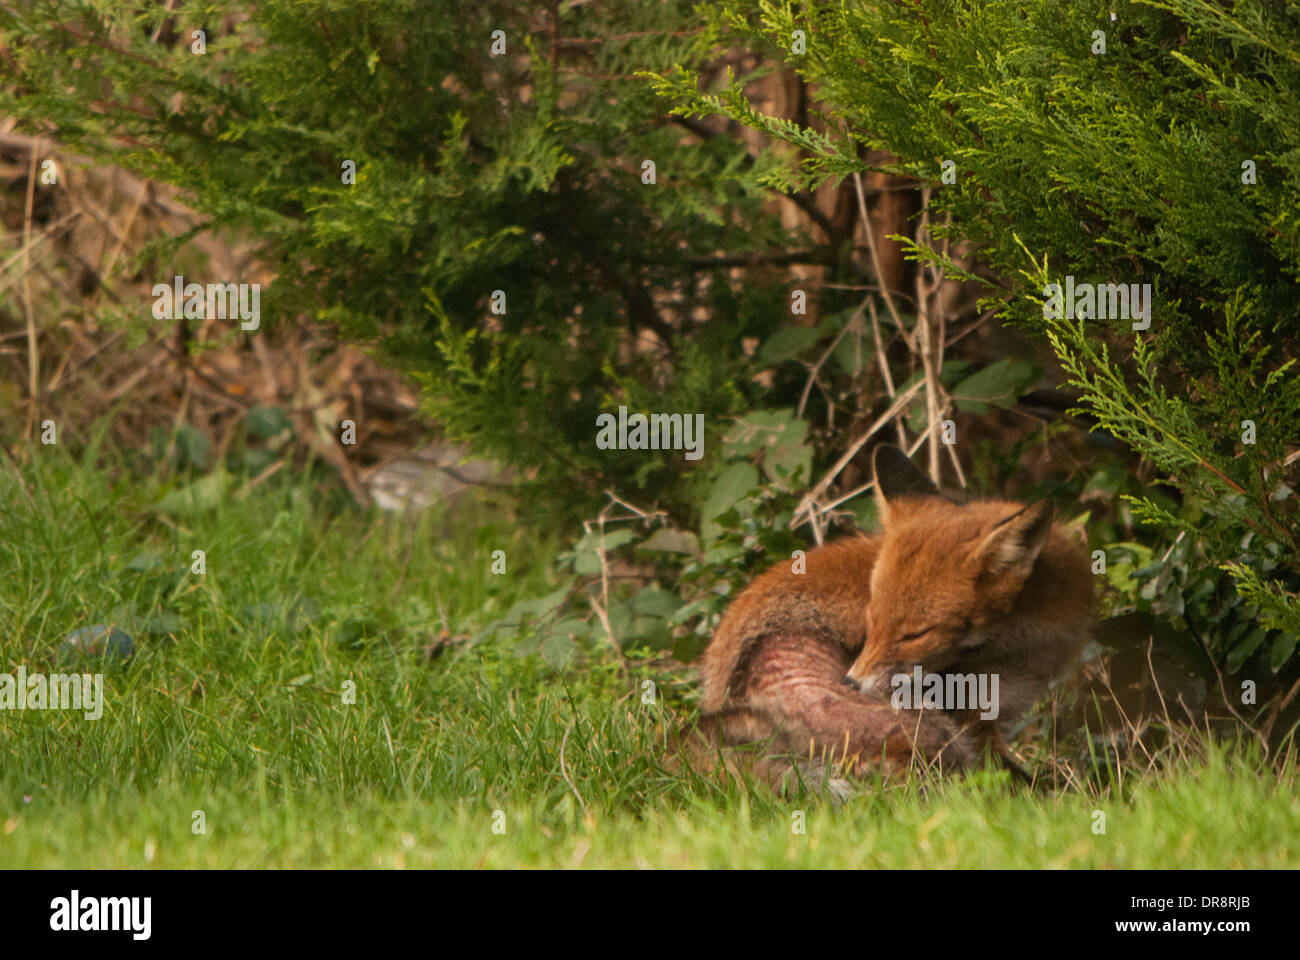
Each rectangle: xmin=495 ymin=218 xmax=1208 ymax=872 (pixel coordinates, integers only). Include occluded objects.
xmin=1 ymin=447 xmax=1297 ymax=868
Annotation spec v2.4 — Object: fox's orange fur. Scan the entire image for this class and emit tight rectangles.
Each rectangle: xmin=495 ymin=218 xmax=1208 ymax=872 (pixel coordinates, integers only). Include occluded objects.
xmin=693 ymin=445 xmax=1093 ymax=791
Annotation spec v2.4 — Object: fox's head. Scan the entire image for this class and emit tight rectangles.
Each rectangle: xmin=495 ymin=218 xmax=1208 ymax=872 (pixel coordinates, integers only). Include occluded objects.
xmin=846 ymin=445 xmax=1069 ymax=695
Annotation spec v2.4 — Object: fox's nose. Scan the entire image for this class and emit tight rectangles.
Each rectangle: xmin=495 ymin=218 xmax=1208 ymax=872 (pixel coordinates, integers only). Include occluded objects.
xmin=848 ymin=672 xmax=878 ymax=694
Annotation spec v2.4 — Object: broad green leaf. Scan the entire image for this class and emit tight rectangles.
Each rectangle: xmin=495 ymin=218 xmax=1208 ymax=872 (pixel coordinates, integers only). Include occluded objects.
xmin=626 ymin=616 xmax=672 ymax=649
xmin=639 ymin=528 xmax=699 ymax=554
xmin=246 ymin=405 xmax=293 ymax=439
xmin=540 ymin=619 xmax=586 ymax=668
xmin=951 ymin=359 xmax=1040 ymax=413
xmin=126 ymin=553 xmax=165 ymax=573
xmin=1226 ymin=625 xmax=1268 ymax=672
xmin=702 ymin=462 xmax=759 ymax=541
xmin=631 ymin=587 xmax=683 ymax=617
xmin=759 ymin=326 xmax=820 ymax=364
xmin=722 ymin=409 xmax=796 ymax=459
xmin=1270 ymin=631 xmax=1297 ymax=672
xmin=156 ymin=470 xmax=230 ymax=517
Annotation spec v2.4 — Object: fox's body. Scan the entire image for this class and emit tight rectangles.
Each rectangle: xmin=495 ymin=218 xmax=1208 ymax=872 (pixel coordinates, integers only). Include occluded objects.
xmin=694 ymin=446 xmax=1093 ymax=789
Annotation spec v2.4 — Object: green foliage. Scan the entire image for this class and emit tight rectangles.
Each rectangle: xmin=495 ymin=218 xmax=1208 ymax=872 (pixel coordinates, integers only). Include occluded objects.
xmin=0 ymin=0 xmax=805 ymax=523
xmin=510 ymin=404 xmax=817 ymax=665
xmin=654 ymin=0 xmax=1300 ymax=673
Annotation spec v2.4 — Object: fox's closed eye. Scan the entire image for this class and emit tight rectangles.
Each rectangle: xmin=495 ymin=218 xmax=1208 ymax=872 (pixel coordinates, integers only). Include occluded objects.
xmin=900 ymin=626 xmax=935 ymax=642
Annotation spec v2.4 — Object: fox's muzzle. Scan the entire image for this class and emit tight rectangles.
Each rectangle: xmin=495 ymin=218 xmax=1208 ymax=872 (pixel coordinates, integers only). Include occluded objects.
xmin=846 ymin=660 xmax=898 ymax=696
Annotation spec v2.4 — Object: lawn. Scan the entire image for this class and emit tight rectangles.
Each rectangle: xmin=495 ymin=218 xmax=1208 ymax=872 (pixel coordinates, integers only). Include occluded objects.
xmin=1 ymin=448 xmax=1296 ymax=868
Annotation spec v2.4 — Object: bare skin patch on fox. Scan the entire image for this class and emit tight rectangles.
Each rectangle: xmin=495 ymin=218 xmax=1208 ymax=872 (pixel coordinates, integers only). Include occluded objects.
xmin=698 ymin=535 xmax=880 ymax=713
xmin=729 ymin=632 xmax=978 ymax=775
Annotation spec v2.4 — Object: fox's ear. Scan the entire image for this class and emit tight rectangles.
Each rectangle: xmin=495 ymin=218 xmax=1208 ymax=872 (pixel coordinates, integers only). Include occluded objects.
xmin=973 ymin=502 xmax=1055 ymax=584
xmin=872 ymin=445 xmax=939 ymax=524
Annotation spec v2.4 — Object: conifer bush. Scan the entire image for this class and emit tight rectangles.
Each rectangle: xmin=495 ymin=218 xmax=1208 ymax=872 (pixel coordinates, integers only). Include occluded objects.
xmin=652 ymin=0 xmax=1300 ymax=675
xmin=0 ymin=0 xmax=809 ymax=521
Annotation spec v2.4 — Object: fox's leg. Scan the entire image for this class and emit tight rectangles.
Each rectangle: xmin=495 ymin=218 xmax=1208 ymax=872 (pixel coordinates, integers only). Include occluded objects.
xmin=719 ymin=633 xmax=979 ymax=779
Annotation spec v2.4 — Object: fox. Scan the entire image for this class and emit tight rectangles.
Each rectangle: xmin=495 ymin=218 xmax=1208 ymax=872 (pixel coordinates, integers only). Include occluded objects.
xmin=690 ymin=444 xmax=1094 ymax=793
